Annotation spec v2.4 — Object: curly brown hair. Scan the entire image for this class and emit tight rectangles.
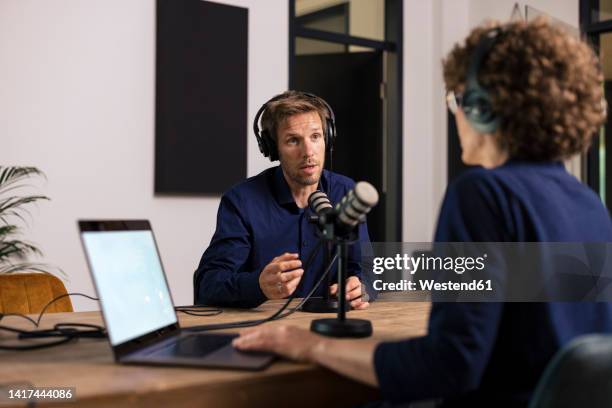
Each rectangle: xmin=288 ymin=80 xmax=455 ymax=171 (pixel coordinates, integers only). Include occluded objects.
xmin=443 ymin=17 xmax=606 ymax=161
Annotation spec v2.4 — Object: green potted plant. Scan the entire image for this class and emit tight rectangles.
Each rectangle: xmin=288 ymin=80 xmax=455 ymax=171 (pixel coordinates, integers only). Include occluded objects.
xmin=0 ymin=166 xmax=60 ymax=276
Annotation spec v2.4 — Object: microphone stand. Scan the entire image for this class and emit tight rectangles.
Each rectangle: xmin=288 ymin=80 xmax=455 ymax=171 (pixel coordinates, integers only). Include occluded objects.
xmin=308 ymin=215 xmax=373 ymax=338
xmin=300 ymin=221 xmax=350 ymax=313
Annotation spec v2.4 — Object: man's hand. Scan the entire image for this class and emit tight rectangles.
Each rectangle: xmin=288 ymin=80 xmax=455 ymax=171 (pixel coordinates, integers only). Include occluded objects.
xmin=259 ymin=253 xmax=304 ymax=300
xmin=329 ymin=276 xmax=369 ymax=310
xmin=233 ymin=325 xmax=323 ymax=362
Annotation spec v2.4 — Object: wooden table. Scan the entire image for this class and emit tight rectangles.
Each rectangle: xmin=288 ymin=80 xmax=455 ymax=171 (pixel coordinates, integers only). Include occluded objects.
xmin=0 ymin=299 xmax=430 ymax=408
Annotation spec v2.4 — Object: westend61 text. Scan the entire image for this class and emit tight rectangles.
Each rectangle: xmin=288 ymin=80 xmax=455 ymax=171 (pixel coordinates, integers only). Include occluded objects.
xmin=373 ymin=279 xmax=493 ymax=292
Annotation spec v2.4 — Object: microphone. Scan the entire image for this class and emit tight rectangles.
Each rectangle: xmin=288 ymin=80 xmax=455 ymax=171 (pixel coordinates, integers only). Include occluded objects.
xmin=308 ymin=182 xmax=379 ymax=337
xmin=308 ymin=190 xmax=333 ymax=215
xmin=308 ymin=182 xmax=379 ymax=237
xmin=336 ymin=182 xmax=379 ymax=232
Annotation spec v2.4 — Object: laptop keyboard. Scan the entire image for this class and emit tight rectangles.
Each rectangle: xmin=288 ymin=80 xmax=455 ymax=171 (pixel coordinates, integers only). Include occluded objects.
xmin=153 ymin=334 xmax=236 ymax=358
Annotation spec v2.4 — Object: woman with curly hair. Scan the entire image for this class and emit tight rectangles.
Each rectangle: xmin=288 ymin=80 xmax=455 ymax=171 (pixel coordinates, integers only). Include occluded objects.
xmin=233 ymin=18 xmax=612 ymax=407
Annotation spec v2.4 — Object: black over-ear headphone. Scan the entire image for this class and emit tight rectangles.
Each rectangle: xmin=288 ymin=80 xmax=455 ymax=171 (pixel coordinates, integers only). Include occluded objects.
xmin=463 ymin=27 xmax=504 ymax=133
xmin=253 ymin=91 xmax=337 ymax=162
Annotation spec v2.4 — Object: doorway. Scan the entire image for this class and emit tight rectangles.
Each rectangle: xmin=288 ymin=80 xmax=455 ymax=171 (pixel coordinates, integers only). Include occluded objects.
xmin=580 ymin=0 xmax=611 ymax=212
xmin=289 ymin=0 xmax=403 ymax=242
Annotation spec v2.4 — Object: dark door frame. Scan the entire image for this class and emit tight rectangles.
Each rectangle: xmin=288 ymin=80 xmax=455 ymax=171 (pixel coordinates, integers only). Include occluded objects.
xmin=580 ymin=0 xmax=609 ymax=207
xmin=288 ymin=0 xmax=404 ymax=242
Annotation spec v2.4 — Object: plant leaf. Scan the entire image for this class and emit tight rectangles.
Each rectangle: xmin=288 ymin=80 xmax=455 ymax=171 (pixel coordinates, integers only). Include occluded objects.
xmin=0 ymin=239 xmax=42 ymax=260
xmin=0 ymin=195 xmax=49 ymax=213
xmin=0 ymin=195 xmax=49 ymax=226
xmin=0 ymin=167 xmax=64 ymax=280
xmin=0 ymin=167 xmax=46 ymax=195
xmin=0 ymin=224 xmax=18 ymax=237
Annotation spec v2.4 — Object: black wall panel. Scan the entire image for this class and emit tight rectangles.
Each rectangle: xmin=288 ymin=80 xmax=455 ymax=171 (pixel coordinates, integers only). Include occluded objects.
xmin=155 ymin=0 xmax=248 ymax=194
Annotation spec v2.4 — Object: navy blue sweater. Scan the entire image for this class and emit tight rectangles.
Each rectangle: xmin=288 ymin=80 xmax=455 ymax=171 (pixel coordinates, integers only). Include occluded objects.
xmin=374 ymin=160 xmax=612 ymax=407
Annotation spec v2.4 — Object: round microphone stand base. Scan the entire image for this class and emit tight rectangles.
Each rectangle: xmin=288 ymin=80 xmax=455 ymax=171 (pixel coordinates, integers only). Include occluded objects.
xmin=300 ymin=297 xmax=350 ymax=313
xmin=310 ymin=318 xmax=372 ymax=338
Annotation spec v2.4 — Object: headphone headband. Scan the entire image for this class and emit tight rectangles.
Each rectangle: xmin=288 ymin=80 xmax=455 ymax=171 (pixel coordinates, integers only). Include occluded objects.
xmin=466 ymin=27 xmax=503 ymax=89
xmin=462 ymin=27 xmax=504 ymax=134
xmin=303 ymin=92 xmax=336 ymax=131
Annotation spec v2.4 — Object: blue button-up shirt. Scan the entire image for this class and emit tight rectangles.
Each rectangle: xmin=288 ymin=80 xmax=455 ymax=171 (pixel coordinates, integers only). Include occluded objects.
xmin=194 ymin=165 xmax=371 ymax=308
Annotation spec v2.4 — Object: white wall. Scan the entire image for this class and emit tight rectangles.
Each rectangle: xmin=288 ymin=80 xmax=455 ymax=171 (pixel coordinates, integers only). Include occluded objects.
xmin=1 ymin=0 xmax=579 ymax=310
xmin=402 ymin=1 xmax=438 ymax=242
xmin=401 ymin=0 xmax=578 ymax=242
xmin=0 ymin=0 xmax=287 ymax=311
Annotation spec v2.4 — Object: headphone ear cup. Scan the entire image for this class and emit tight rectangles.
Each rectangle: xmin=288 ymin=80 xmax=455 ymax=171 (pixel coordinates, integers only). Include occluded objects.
xmin=259 ymin=129 xmax=270 ymax=158
xmin=269 ymin=147 xmax=279 ymax=162
xmin=260 ymin=129 xmax=278 ymax=161
xmin=462 ymin=89 xmax=498 ymax=133
xmin=325 ymin=118 xmax=335 ymax=152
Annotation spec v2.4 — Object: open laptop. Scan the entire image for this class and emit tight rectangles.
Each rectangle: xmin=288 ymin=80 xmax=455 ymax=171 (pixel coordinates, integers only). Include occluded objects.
xmin=78 ymin=220 xmax=274 ymax=370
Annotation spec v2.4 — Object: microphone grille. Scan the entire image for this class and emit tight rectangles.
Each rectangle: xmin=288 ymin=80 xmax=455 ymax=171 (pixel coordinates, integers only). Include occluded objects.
xmin=308 ymin=190 xmax=332 ymax=213
xmin=353 ymin=182 xmax=379 ymax=207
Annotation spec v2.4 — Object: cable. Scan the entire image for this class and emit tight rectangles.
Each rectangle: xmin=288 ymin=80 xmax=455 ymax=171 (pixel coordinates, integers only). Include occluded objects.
xmin=254 ymin=248 xmax=337 ymax=324
xmin=0 ymin=292 xmax=100 ymax=328
xmin=185 ymin=240 xmax=335 ymax=332
xmin=202 ymin=234 xmax=360 ymax=328
xmin=0 ymin=292 xmax=105 ymax=351
xmin=0 ymin=293 xmax=227 ymax=350
xmin=285 ymin=250 xmax=339 ymax=312
xmin=0 ymin=328 xmax=75 ymax=350
xmin=266 ymin=249 xmax=339 ymax=320
xmin=185 ymin=240 xmax=324 ymax=331
xmin=35 ymin=293 xmax=99 ymax=327
xmin=0 ymin=313 xmax=37 ymax=326
xmin=0 ymin=237 xmax=342 ymax=347
xmin=174 ymin=306 xmax=223 ymax=317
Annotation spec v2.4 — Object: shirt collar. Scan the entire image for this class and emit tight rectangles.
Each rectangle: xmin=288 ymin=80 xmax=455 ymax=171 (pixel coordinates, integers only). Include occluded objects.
xmin=272 ymin=165 xmax=330 ymax=207
xmin=504 ymin=159 xmax=565 ymax=169
xmin=273 ymin=166 xmax=295 ymax=206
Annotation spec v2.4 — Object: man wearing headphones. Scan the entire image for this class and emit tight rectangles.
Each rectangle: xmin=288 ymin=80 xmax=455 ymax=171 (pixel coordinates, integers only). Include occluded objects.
xmin=193 ymin=91 xmax=371 ymax=309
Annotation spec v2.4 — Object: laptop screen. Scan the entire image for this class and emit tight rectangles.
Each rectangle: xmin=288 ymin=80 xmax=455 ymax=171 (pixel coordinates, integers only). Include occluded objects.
xmin=81 ymin=229 xmax=177 ymax=346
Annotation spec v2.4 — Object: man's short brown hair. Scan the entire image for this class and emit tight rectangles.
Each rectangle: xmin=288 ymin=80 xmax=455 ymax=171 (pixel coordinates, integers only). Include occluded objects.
xmin=443 ymin=17 xmax=606 ymax=161
xmin=260 ymin=90 xmax=330 ymax=143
